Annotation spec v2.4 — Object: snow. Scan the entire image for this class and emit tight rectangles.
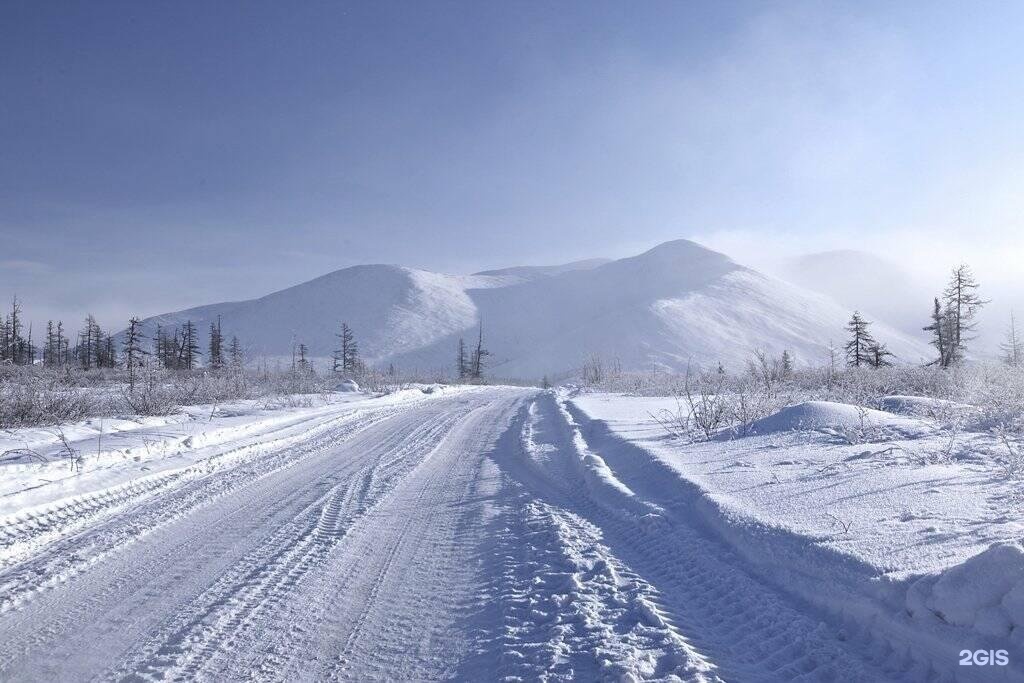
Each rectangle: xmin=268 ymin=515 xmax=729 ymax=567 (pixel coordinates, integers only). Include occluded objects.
xmin=126 ymin=240 xmax=931 ymax=377
xmin=879 ymin=394 xmax=970 ymax=417
xmin=335 ymin=378 xmax=359 ymax=392
xmin=0 ymin=388 xmax=434 ymax=520
xmin=747 ymin=400 xmax=930 ymax=438
xmin=909 ymin=542 xmax=1024 ymax=636
xmin=570 ymin=391 xmax=1024 ymax=678
xmin=1 ymin=384 xmax=1018 ymax=680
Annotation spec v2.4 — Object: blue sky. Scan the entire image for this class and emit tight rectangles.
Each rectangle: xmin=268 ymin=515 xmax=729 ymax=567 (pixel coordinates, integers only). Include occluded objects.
xmin=2 ymin=1 xmax=1023 ymax=327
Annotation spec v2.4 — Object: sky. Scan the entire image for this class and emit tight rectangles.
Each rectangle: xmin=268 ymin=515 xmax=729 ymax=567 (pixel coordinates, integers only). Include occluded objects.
xmin=2 ymin=0 xmax=1024 ymax=337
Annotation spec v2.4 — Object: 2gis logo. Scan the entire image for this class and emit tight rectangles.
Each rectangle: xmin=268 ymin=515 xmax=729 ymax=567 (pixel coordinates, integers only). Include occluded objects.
xmin=959 ymin=649 xmax=1009 ymax=666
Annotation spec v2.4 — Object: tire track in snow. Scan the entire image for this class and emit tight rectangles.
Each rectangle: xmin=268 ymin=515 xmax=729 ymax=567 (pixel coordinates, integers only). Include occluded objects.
xmin=0 ymin=405 xmax=374 ymax=568
xmin=495 ymin=393 xmax=904 ymax=681
xmin=0 ymin=401 xmax=411 ymax=591
xmin=0 ymin=393 xmax=481 ymax=681
xmin=270 ymin=392 xmax=529 ymax=682
xmin=494 ymin=492 xmax=722 ymax=682
xmin=102 ymin=410 xmax=467 ymax=681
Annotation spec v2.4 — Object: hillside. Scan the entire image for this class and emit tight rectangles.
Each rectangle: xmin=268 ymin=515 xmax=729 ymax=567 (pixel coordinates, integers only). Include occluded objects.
xmin=130 ymin=240 xmax=930 ymax=377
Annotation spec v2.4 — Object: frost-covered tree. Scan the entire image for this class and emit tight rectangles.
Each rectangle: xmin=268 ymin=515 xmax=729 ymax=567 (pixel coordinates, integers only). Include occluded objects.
xmin=1001 ymin=311 xmax=1023 ymax=367
xmin=122 ymin=317 xmax=149 ymax=391
xmin=153 ymin=324 xmax=180 ymax=370
xmin=456 ymin=337 xmax=468 ymax=380
xmin=43 ymin=320 xmax=63 ymax=367
xmin=229 ymin=335 xmax=243 ymax=368
xmin=923 ymin=297 xmax=956 ymax=367
xmin=781 ymin=350 xmax=794 ymax=377
xmin=469 ymin=320 xmax=490 ymax=381
xmin=100 ymin=334 xmax=117 ymax=368
xmin=942 ymin=264 xmax=988 ymax=361
xmin=867 ymin=342 xmax=894 ymax=368
xmin=208 ymin=316 xmax=224 ymax=370
xmin=844 ymin=312 xmax=877 ymax=368
xmin=2 ymin=296 xmax=30 ymax=365
xmin=42 ymin=320 xmax=68 ymax=367
xmin=76 ymin=315 xmax=104 ymax=370
xmin=334 ymin=323 xmax=358 ymax=374
xmin=180 ymin=320 xmax=200 ymax=370
xmin=295 ymin=343 xmax=312 ymax=374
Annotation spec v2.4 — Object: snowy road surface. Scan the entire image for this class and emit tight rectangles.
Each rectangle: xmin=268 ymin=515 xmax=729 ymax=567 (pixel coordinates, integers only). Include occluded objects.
xmin=0 ymin=388 xmax=935 ymax=681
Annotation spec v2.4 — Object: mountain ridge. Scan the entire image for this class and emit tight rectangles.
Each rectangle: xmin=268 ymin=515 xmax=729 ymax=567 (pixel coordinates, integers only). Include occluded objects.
xmin=127 ymin=240 xmax=930 ymax=377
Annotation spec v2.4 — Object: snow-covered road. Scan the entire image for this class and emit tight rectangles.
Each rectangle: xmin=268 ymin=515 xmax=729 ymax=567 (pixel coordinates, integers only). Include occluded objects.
xmin=0 ymin=388 xmax=931 ymax=681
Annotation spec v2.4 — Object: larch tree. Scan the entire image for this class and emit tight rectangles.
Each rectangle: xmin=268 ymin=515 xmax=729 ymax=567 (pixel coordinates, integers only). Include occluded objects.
xmin=867 ymin=342 xmax=895 ymax=368
xmin=180 ymin=320 xmax=200 ymax=370
xmin=456 ymin=337 xmax=467 ymax=380
xmin=208 ymin=316 xmax=224 ymax=370
xmin=44 ymin=321 xmax=56 ymax=367
xmin=77 ymin=315 xmax=104 ymax=370
xmin=335 ymin=323 xmax=358 ymax=374
xmin=296 ymin=343 xmax=311 ymax=374
xmin=122 ymin=316 xmax=149 ymax=391
xmin=1001 ymin=311 xmax=1023 ymax=367
xmin=942 ymin=264 xmax=988 ymax=362
xmin=923 ymin=297 xmax=955 ymax=367
xmin=229 ymin=335 xmax=244 ymax=368
xmin=780 ymin=350 xmax=793 ymax=377
xmin=844 ymin=312 xmax=877 ymax=368
xmin=469 ymin=320 xmax=489 ymax=381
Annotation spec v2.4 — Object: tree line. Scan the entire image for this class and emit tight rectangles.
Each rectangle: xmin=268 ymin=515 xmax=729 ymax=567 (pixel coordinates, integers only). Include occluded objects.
xmin=840 ymin=263 xmax=1020 ymax=369
xmin=2 ymin=300 xmax=498 ymax=385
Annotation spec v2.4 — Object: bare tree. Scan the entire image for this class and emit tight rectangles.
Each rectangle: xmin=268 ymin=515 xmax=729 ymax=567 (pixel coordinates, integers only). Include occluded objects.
xmin=122 ymin=316 xmax=149 ymax=391
xmin=1001 ymin=311 xmax=1023 ymax=367
xmin=208 ymin=315 xmax=224 ymax=370
xmin=76 ymin=315 xmax=104 ymax=370
xmin=180 ymin=320 xmax=200 ymax=370
xmin=456 ymin=337 xmax=468 ymax=380
xmin=469 ymin=320 xmax=489 ymax=381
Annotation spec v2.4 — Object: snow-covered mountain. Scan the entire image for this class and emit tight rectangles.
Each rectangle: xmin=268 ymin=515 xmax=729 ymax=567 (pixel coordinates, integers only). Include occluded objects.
xmin=132 ymin=240 xmax=930 ymax=377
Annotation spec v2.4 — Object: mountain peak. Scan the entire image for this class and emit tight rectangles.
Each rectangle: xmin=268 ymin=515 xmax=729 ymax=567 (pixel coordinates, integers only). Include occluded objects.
xmin=628 ymin=239 xmax=736 ymax=267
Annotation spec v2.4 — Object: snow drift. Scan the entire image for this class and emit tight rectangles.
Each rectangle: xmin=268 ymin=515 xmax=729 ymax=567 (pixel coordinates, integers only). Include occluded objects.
xmin=908 ymin=542 xmax=1024 ymax=643
xmin=748 ymin=400 xmax=928 ymax=436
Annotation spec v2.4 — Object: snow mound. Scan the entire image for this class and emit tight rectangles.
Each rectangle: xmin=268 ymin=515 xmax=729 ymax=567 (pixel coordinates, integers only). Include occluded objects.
xmin=879 ymin=395 xmax=966 ymax=417
xmin=749 ymin=401 xmax=925 ymax=436
xmin=907 ymin=542 xmax=1024 ymax=640
xmin=336 ymin=379 xmax=360 ymax=393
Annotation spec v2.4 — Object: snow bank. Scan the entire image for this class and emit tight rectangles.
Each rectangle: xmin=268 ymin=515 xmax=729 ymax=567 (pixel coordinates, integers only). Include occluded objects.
xmin=748 ymin=400 xmax=928 ymax=437
xmin=336 ymin=379 xmax=360 ymax=393
xmin=908 ymin=542 xmax=1024 ymax=641
xmin=879 ymin=395 xmax=966 ymax=417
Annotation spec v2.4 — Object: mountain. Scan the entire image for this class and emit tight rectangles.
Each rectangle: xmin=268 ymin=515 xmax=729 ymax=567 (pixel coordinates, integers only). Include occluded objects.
xmin=130 ymin=241 xmax=930 ymax=377
xmin=471 ymin=258 xmax=611 ymax=284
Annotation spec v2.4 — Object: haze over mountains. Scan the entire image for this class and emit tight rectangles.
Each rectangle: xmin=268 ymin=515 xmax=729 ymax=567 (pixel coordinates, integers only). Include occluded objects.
xmin=132 ymin=240 xmax=930 ymax=378
xmin=780 ymin=250 xmax=932 ymax=338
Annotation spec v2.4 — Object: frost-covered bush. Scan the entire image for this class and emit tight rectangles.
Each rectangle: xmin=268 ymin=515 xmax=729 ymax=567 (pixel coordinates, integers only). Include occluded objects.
xmin=0 ymin=364 xmax=341 ymax=428
xmin=0 ymin=366 xmax=107 ymax=427
xmin=644 ymin=365 xmax=789 ymax=441
xmin=592 ymin=358 xmax=1024 ymax=441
